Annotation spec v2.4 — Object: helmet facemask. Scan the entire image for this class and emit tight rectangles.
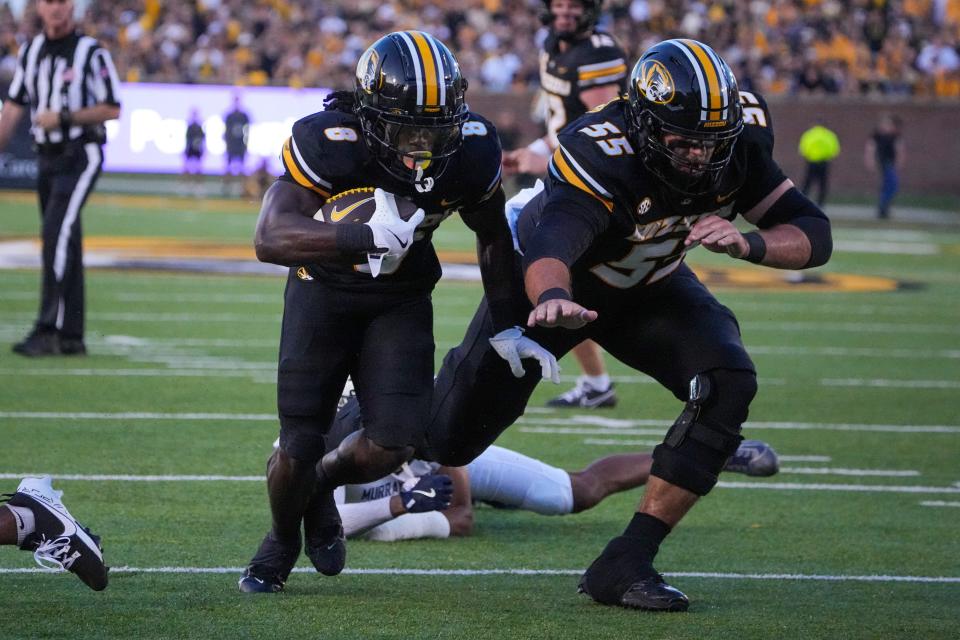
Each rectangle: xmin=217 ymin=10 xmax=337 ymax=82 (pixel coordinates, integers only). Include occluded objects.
xmin=358 ymin=105 xmax=467 ymax=188
xmin=638 ymin=110 xmax=742 ymax=196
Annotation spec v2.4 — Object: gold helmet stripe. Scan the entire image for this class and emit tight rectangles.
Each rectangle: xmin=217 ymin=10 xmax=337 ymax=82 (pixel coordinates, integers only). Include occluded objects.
xmin=679 ymin=40 xmax=722 ymax=120
xmin=680 ymin=39 xmax=722 ymax=120
xmin=396 ymin=31 xmax=426 ymax=106
xmin=410 ymin=31 xmax=440 ymax=107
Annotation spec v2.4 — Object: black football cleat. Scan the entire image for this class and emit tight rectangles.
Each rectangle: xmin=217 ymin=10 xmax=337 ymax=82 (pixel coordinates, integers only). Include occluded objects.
xmin=303 ymin=488 xmax=346 ymax=576
xmin=238 ymin=531 xmax=301 ymax=593
xmin=578 ymin=570 xmax=689 ymax=612
xmin=58 ymin=338 xmax=87 ymax=356
xmin=12 ymin=332 xmax=59 ymax=357
xmin=578 ymin=535 xmax=689 ymax=612
xmin=3 ymin=476 xmax=108 ymax=591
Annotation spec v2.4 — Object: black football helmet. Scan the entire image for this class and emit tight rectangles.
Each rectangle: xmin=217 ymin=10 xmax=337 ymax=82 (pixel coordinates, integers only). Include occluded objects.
xmin=354 ymin=31 xmax=469 ymax=191
xmin=626 ymin=39 xmax=743 ymax=196
xmin=540 ymin=0 xmax=602 ymax=40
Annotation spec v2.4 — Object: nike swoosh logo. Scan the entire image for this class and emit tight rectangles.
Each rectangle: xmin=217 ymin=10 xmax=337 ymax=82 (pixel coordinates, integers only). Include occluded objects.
xmin=24 ymin=490 xmax=103 ymax=560
xmin=329 ymin=196 xmax=375 ymax=222
xmin=440 ymin=198 xmax=460 ymax=207
xmin=388 ymin=230 xmax=408 ymax=249
xmin=716 ymin=189 xmax=737 ymax=203
xmin=412 ymin=489 xmax=436 ymax=498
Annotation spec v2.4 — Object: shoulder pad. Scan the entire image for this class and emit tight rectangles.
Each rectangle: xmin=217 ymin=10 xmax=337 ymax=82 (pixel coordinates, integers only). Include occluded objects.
xmin=550 ymin=107 xmax=630 ymax=213
xmin=573 ymin=33 xmax=628 ymax=88
xmin=281 ymin=111 xmax=366 ymax=197
xmin=738 ymin=90 xmax=776 ymax=151
xmin=459 ymin=112 xmax=504 ymax=203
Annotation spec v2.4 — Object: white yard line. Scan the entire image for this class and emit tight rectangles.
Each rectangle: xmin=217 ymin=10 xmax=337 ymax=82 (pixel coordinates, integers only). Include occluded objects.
xmin=778 ymin=467 xmax=919 ymax=477
xmin=0 ymin=411 xmax=275 ymax=420
xmin=716 ymin=481 xmax=960 ymax=494
xmin=3 ymin=473 xmax=957 ymax=494
xmin=0 ymin=566 xmax=956 ymax=583
xmin=2 ymin=412 xmax=956 ymax=435
xmin=919 ymin=501 xmax=960 ymax=508
xmin=582 ymin=438 xmax=664 ymax=447
xmin=823 ymin=378 xmax=960 ymax=389
xmin=779 ymin=455 xmax=832 ymax=462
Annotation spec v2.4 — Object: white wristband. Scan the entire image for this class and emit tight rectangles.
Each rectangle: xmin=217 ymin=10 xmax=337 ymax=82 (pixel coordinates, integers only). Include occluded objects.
xmin=362 ymin=511 xmax=451 ymax=542
xmin=526 ymin=138 xmax=552 ymax=157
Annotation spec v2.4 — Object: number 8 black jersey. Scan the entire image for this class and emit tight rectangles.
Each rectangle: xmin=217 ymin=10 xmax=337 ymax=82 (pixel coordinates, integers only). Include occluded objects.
xmin=279 ymin=108 xmax=503 ymax=293
xmin=539 ymin=31 xmax=628 ymax=147
xmin=518 ymin=91 xmax=786 ymax=292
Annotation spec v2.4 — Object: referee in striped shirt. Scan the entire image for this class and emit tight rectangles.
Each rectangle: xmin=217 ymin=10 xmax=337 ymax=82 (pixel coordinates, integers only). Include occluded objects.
xmin=0 ymin=0 xmax=120 ymax=356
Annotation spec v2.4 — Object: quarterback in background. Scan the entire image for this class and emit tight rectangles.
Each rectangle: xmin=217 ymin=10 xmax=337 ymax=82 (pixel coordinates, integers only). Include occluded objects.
xmin=503 ymin=0 xmax=628 ymax=409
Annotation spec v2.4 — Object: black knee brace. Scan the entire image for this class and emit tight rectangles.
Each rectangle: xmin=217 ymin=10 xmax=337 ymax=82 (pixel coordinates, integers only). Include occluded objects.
xmin=651 ymin=369 xmax=757 ymax=495
xmin=318 ymin=429 xmax=414 ymax=487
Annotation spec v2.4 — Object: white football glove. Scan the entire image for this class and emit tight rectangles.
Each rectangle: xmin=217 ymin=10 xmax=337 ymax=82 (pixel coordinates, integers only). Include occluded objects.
xmin=489 ymin=326 xmax=560 ymax=383
xmin=364 ymin=188 xmax=425 ymax=277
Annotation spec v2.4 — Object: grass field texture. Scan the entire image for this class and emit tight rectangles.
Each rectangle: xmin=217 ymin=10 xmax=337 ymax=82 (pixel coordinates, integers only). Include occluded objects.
xmin=1 ymin=192 xmax=958 ymax=639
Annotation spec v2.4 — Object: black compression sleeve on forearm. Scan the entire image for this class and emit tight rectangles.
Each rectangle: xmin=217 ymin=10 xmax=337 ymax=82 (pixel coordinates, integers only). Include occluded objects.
xmin=335 ymin=224 xmax=377 ymax=254
xmin=754 ymin=187 xmax=833 ymax=268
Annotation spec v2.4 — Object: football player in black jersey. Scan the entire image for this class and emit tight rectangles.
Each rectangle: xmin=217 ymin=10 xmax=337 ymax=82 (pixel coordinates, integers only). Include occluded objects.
xmin=414 ymin=39 xmax=833 ymax=610
xmin=238 ymin=31 xmax=556 ymax=594
xmin=503 ymin=0 xmax=628 ymax=409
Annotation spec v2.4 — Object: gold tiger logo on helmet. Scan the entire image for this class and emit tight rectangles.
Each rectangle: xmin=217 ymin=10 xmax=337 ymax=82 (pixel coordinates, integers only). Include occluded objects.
xmin=638 ymin=61 xmax=674 ymax=105
xmin=356 ymin=49 xmax=380 ymax=93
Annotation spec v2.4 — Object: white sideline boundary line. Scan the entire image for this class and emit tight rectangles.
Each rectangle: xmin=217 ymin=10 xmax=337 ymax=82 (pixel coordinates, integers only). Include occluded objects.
xmin=1 ymin=566 xmax=957 ymax=583
xmin=3 ymin=473 xmax=958 ymax=494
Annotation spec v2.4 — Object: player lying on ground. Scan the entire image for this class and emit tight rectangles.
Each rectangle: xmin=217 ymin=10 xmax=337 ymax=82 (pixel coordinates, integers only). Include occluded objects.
xmin=336 ymin=440 xmax=778 ymax=541
xmin=298 ymin=397 xmax=778 ymax=541
xmin=0 ymin=476 xmax=108 ymax=590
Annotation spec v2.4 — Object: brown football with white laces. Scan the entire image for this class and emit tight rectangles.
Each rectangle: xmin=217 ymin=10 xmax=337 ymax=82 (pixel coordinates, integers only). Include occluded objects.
xmin=314 ymin=187 xmax=420 ymax=224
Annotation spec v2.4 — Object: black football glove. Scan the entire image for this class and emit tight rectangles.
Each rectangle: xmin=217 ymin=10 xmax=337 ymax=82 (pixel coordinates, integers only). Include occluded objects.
xmin=399 ymin=474 xmax=453 ymax=513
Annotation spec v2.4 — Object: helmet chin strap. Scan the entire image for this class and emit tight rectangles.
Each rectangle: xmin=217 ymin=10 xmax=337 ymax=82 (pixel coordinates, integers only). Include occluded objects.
xmin=414 ymin=166 xmax=435 ymax=193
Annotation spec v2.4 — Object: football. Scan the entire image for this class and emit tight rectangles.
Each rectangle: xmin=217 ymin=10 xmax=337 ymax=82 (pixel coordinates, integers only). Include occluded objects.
xmin=315 ymin=187 xmax=420 ymax=224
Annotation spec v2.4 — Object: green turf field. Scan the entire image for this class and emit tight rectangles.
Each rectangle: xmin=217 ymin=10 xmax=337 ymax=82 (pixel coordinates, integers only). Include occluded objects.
xmin=1 ymin=191 xmax=958 ymax=639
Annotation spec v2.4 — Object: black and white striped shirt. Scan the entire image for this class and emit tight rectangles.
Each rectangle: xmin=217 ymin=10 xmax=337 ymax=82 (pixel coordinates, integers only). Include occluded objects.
xmin=7 ymin=30 xmax=121 ymax=146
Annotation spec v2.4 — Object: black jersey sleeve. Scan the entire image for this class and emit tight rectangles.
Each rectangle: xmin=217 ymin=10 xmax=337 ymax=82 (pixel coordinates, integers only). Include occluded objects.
xmin=732 ymin=91 xmax=787 ymax=214
xmin=519 ymin=181 xmax=611 ymax=272
xmin=458 ymin=113 xmax=505 ymax=215
xmin=572 ymin=33 xmax=628 ymax=90
xmin=278 ymin=112 xmax=366 ymax=198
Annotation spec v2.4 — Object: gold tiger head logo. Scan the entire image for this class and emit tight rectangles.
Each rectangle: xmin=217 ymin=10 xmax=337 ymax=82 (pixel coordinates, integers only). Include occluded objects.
xmin=356 ymin=49 xmax=380 ymax=93
xmin=638 ymin=61 xmax=674 ymax=105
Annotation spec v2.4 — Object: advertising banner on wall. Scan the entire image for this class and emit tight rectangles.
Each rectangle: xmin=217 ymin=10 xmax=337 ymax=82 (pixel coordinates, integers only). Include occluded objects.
xmin=101 ymin=83 xmax=331 ymax=175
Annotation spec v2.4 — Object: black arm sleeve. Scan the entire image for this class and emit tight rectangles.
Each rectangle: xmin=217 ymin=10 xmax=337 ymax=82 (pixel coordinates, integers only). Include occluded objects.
xmin=519 ymin=183 xmax=611 ymax=273
xmin=460 ymin=188 xmax=528 ymax=330
xmin=755 ymin=187 xmax=833 ymax=268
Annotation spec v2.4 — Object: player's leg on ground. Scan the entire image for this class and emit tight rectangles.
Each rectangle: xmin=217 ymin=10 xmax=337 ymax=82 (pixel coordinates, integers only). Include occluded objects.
xmin=466 ymin=445 xmax=575 ymax=515
xmin=310 ymin=292 xmax=433 ymax=571
xmin=580 ymin=266 xmax=756 ymax=611
xmin=241 ymin=274 xmax=364 ymax=592
xmin=568 ymin=452 xmax=653 ymax=513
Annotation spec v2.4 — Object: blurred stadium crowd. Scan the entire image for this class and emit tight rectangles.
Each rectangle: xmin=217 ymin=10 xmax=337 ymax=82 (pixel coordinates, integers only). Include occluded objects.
xmin=1 ymin=0 xmax=959 ymax=97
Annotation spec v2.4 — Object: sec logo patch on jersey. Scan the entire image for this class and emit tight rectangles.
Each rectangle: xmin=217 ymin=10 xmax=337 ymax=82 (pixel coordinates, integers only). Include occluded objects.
xmin=314 ymin=187 xmax=420 ymax=224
